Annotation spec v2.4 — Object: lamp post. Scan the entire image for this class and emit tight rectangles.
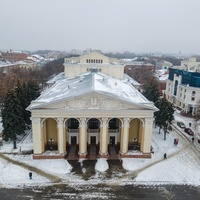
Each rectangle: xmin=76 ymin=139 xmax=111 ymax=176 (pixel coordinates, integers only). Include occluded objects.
xmin=133 ymin=138 xmax=137 ymax=150
xmin=49 ymin=138 xmax=53 ymax=151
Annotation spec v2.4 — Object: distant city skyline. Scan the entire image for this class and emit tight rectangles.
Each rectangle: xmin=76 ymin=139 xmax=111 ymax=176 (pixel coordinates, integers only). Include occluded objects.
xmin=1 ymin=0 xmax=200 ymax=55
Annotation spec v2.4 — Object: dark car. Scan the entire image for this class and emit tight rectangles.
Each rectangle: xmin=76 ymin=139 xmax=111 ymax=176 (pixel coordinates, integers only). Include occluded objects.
xmin=184 ymin=128 xmax=194 ymax=136
xmin=177 ymin=122 xmax=186 ymax=128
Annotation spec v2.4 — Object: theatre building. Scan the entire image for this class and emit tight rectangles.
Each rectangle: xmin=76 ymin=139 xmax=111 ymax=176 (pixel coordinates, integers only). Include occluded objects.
xmin=28 ymin=52 xmax=157 ymax=159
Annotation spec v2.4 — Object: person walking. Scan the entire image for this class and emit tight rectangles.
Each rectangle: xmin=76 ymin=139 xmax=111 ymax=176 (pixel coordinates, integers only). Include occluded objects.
xmin=29 ymin=172 xmax=32 ymax=179
xmin=192 ymin=137 xmax=194 ymax=143
xmin=164 ymin=153 xmax=167 ymax=159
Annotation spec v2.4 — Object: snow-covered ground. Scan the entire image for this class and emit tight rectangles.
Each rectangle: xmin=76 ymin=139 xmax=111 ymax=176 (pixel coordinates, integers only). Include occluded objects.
xmin=1 ymin=111 xmax=200 ymax=188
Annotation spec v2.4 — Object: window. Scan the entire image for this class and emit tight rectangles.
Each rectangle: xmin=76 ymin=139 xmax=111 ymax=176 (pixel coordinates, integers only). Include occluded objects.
xmin=174 ymin=80 xmax=178 ymax=96
xmin=191 ymin=91 xmax=195 ymax=101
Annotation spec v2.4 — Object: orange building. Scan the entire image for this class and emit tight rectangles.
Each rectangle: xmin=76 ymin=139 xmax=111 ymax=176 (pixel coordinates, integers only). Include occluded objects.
xmin=1 ymin=50 xmax=29 ymax=62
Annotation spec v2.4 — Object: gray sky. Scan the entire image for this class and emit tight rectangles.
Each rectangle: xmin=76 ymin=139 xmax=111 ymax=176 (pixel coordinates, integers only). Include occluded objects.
xmin=1 ymin=0 xmax=200 ymax=54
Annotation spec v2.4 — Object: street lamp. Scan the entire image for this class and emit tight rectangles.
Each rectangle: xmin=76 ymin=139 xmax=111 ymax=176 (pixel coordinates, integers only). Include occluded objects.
xmin=49 ymin=138 xmax=54 ymax=151
xmin=133 ymin=138 xmax=137 ymax=150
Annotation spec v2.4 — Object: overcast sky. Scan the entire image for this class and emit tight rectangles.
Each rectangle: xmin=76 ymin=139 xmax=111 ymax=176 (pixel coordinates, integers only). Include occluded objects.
xmin=1 ymin=0 xmax=200 ymax=54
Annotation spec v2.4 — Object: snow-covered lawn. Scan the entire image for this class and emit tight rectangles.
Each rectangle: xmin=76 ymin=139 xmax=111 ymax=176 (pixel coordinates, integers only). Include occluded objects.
xmin=1 ymin=111 xmax=200 ymax=188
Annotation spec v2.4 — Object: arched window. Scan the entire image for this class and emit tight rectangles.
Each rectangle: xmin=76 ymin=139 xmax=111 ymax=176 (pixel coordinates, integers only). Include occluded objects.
xmin=191 ymin=91 xmax=196 ymax=101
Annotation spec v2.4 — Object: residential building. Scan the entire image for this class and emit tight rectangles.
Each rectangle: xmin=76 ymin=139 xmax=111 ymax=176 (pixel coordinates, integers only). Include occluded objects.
xmin=1 ymin=50 xmax=29 ymax=62
xmin=155 ymin=69 xmax=169 ymax=94
xmin=124 ymin=61 xmax=155 ymax=87
xmin=28 ymin=51 xmax=157 ymax=159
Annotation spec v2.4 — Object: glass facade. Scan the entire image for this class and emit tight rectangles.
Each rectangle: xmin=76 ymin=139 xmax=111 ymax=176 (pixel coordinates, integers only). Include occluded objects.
xmin=169 ymin=68 xmax=200 ymax=87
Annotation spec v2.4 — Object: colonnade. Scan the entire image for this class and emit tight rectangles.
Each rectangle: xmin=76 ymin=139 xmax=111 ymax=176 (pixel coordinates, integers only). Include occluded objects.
xmin=31 ymin=117 xmax=153 ymax=157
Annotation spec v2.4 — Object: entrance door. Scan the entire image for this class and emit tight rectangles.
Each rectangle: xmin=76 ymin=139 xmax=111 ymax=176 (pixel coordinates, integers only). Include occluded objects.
xmin=71 ymin=136 xmax=77 ymax=145
xmin=91 ymin=136 xmax=96 ymax=145
xmin=110 ymin=137 xmax=115 ymax=145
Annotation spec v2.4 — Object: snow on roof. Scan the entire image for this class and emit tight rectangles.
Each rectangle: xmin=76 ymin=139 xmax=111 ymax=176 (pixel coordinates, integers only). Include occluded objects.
xmin=3 ymin=50 xmax=28 ymax=54
xmin=46 ymin=72 xmax=65 ymax=84
xmin=29 ymin=71 xmax=156 ymax=110
xmin=124 ymin=61 xmax=154 ymax=66
xmin=0 ymin=60 xmax=17 ymax=68
xmin=155 ymin=69 xmax=169 ymax=81
xmin=31 ymin=54 xmax=44 ymax=60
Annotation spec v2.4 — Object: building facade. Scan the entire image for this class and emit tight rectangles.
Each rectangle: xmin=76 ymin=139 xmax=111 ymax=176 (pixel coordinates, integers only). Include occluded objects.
xmin=181 ymin=57 xmax=200 ymax=72
xmin=28 ymin=52 xmax=157 ymax=159
xmin=1 ymin=50 xmax=29 ymax=62
xmin=165 ymin=68 xmax=200 ymax=114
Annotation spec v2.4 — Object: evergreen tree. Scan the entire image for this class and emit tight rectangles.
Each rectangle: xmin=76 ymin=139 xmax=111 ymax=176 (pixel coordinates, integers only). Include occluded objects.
xmin=155 ymin=95 xmax=175 ymax=140
xmin=1 ymin=90 xmax=26 ymax=148
xmin=1 ymin=80 xmax=40 ymax=148
xmin=23 ymin=80 xmax=40 ymax=125
xmin=25 ymin=80 xmax=40 ymax=102
xmin=14 ymin=80 xmax=40 ymax=127
xmin=142 ymin=78 xmax=160 ymax=104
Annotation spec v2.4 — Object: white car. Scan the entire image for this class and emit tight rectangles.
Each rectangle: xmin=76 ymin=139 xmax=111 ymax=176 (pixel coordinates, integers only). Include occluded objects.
xmin=177 ymin=122 xmax=186 ymax=128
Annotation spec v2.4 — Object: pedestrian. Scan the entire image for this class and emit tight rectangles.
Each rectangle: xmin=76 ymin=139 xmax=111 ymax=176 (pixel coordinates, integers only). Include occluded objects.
xmin=192 ymin=137 xmax=194 ymax=143
xmin=29 ymin=172 xmax=32 ymax=179
xmin=164 ymin=153 xmax=167 ymax=159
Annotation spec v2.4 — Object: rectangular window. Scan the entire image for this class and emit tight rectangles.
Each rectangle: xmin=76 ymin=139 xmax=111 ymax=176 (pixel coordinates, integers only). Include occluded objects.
xmin=191 ymin=97 xmax=195 ymax=101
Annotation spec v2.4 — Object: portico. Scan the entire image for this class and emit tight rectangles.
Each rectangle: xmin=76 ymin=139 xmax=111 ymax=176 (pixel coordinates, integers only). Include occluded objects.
xmin=32 ymin=114 xmax=154 ymax=159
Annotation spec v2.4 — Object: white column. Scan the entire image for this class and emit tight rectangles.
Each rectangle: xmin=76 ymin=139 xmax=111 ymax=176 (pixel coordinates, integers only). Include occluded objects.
xmin=57 ymin=118 xmax=65 ymax=154
xmin=79 ymin=118 xmax=87 ymax=156
xmin=32 ymin=117 xmax=43 ymax=154
xmin=120 ymin=118 xmax=130 ymax=154
xmin=142 ymin=118 xmax=153 ymax=153
xmin=99 ymin=118 xmax=108 ymax=155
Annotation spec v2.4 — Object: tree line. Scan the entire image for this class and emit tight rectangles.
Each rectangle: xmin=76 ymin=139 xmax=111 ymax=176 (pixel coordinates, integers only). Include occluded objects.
xmin=0 ymin=58 xmax=64 ymax=147
xmin=142 ymin=78 xmax=175 ymax=140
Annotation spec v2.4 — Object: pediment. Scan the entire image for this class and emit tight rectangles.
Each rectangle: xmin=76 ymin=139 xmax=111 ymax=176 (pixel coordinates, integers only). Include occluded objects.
xmin=38 ymin=93 xmax=148 ymax=111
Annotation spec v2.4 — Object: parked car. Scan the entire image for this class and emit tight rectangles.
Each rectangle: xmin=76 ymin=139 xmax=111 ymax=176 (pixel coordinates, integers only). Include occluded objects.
xmin=177 ymin=122 xmax=186 ymax=128
xmin=184 ymin=128 xmax=194 ymax=136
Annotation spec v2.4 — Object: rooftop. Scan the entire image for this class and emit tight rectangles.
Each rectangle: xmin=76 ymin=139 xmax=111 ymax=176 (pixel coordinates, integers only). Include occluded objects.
xmin=29 ymin=71 xmax=156 ymax=110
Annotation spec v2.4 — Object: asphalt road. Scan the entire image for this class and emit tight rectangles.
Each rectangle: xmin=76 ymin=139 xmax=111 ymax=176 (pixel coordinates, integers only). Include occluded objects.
xmin=0 ymin=184 xmax=200 ymax=200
